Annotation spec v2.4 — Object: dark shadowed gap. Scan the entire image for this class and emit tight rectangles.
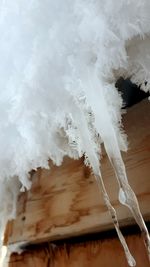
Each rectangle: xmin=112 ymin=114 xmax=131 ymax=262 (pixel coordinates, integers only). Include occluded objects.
xmin=116 ymin=77 xmax=149 ymax=108
xmin=20 ymin=221 xmax=150 ymax=251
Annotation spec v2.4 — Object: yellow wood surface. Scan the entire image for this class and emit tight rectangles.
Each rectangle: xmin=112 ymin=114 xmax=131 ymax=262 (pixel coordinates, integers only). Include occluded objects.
xmin=6 ymin=100 xmax=150 ymax=246
xmin=9 ymin=234 xmax=149 ymax=267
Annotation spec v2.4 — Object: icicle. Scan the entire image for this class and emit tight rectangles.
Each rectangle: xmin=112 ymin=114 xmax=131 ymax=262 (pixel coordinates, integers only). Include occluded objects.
xmin=65 ymin=95 xmax=135 ymax=266
xmin=84 ymin=71 xmax=150 ymax=263
xmin=100 ymin=99 xmax=150 ymax=260
xmin=70 ymin=99 xmax=136 ymax=266
xmin=110 ymin=157 xmax=150 ymax=260
xmin=95 ymin=173 xmax=136 ymax=266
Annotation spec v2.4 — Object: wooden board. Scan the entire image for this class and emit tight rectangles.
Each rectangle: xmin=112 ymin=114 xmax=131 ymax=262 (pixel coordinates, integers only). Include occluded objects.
xmin=6 ymin=100 xmax=150 ymax=246
xmin=9 ymin=234 xmax=150 ymax=267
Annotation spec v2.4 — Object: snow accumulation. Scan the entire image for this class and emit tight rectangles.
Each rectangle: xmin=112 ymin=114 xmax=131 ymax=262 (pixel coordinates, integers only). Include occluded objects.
xmin=0 ymin=1 xmax=150 ymax=266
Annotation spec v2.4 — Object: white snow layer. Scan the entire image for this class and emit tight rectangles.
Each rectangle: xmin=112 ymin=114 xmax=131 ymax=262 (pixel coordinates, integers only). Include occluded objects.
xmin=0 ymin=0 xmax=150 ymax=266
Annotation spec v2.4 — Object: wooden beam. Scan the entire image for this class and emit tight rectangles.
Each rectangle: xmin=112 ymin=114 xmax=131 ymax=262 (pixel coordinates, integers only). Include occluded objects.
xmin=5 ymin=100 xmax=150 ymax=246
xmin=9 ymin=234 xmax=150 ymax=267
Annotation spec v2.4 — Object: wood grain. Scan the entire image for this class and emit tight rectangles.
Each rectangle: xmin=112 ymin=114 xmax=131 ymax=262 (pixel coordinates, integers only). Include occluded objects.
xmin=6 ymin=100 xmax=150 ymax=246
xmin=9 ymin=234 xmax=150 ymax=267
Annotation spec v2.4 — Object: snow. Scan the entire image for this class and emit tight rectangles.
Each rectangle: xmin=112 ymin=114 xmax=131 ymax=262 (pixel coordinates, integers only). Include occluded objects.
xmin=0 ymin=1 xmax=150 ymax=265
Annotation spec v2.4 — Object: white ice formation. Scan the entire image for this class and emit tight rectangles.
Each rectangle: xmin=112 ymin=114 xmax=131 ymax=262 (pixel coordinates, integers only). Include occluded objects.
xmin=0 ymin=1 xmax=150 ymax=266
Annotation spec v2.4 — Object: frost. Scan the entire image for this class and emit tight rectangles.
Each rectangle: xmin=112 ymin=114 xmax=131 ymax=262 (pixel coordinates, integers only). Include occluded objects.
xmin=0 ymin=1 xmax=150 ymax=266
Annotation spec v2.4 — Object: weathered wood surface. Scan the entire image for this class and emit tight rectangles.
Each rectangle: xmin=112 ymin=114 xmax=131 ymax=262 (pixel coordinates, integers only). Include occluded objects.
xmin=6 ymin=100 xmax=150 ymax=246
xmin=9 ymin=234 xmax=149 ymax=267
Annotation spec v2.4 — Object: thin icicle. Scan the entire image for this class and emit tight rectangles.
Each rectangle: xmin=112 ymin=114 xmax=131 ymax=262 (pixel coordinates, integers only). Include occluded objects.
xmin=110 ymin=157 xmax=150 ymax=260
xmin=95 ymin=173 xmax=136 ymax=267
xmin=100 ymin=97 xmax=150 ymax=259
